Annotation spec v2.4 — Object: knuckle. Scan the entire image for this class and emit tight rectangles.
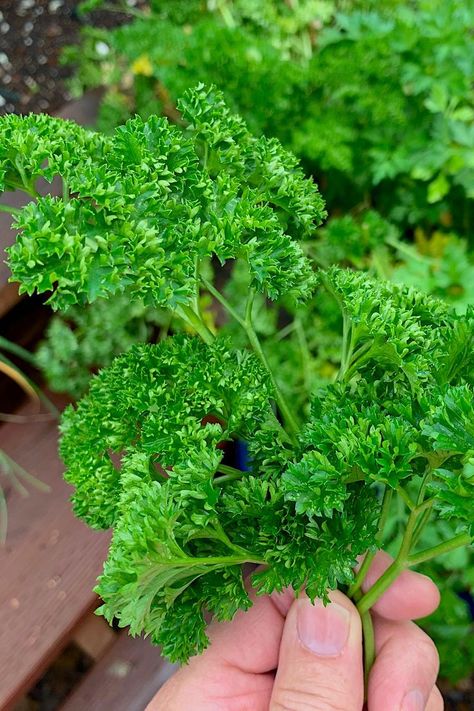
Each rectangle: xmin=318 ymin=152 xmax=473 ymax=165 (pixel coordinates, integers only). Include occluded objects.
xmin=145 ymin=674 xmax=184 ymax=711
xmin=271 ymin=684 xmax=356 ymax=711
xmin=145 ymin=685 xmax=173 ymax=711
xmin=415 ymin=633 xmax=439 ymax=673
xmin=427 ymin=686 xmax=444 ymax=711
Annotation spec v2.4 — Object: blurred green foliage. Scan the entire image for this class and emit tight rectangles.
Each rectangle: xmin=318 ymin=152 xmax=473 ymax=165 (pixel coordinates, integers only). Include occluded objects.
xmin=36 ymin=296 xmax=167 ymax=398
xmin=68 ymin=0 xmax=474 ymax=236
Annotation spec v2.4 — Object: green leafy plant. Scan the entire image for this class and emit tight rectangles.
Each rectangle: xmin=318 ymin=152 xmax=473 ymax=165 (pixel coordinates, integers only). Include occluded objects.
xmin=311 ymin=211 xmax=474 ymax=314
xmin=35 ymin=295 xmax=166 ymax=397
xmin=67 ymin=0 xmax=474 ymax=237
xmin=0 ymin=88 xmax=472 ymax=681
xmin=390 ymin=230 xmax=474 ymax=314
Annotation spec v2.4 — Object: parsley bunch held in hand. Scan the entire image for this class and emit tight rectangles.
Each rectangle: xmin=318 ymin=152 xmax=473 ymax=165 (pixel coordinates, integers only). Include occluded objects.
xmin=1 ymin=86 xmax=473 ymax=671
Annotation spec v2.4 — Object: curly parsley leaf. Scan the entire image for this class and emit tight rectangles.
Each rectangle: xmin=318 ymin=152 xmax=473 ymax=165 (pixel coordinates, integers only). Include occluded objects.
xmin=5 ymin=85 xmax=324 ymax=309
xmin=60 ymin=335 xmax=273 ymax=529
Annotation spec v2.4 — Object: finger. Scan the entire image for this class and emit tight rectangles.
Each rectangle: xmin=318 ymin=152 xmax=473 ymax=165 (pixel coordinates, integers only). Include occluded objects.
xmin=361 ymin=551 xmax=440 ymax=620
xmin=272 ymin=550 xmax=439 ymax=623
xmin=149 ymin=662 xmax=274 ymax=711
xmin=369 ymin=616 xmax=439 ymax=710
xmin=426 ymin=686 xmax=444 ymax=711
xmin=147 ymin=590 xmax=284 ymax=711
xmin=204 ymin=586 xmax=285 ymax=672
xmin=271 ymin=590 xmax=364 ymax=710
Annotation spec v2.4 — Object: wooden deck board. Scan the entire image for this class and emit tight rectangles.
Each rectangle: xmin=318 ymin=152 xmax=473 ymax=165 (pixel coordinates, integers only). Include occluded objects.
xmin=60 ymin=633 xmax=176 ymax=711
xmin=0 ymin=400 xmax=111 ymax=710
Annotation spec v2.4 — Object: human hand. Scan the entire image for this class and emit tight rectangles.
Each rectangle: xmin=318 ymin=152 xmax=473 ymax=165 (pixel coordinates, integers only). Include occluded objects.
xmin=147 ymin=552 xmax=442 ymax=710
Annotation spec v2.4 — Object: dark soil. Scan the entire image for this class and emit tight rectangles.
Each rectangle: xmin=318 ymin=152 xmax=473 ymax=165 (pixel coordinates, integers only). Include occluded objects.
xmin=0 ymin=0 xmax=135 ymax=116
xmin=13 ymin=644 xmax=93 ymax=711
xmin=440 ymin=678 xmax=474 ymax=711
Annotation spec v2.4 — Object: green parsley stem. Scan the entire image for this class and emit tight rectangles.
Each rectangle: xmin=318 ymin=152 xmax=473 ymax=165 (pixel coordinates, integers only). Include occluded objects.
xmin=348 ymin=487 xmax=392 ymax=598
xmin=215 ymin=464 xmax=244 ymax=484
xmin=337 ymin=313 xmax=351 ymax=380
xmin=357 ymin=504 xmax=419 ymax=615
xmin=396 ymin=485 xmax=416 ymax=511
xmin=214 ymin=472 xmax=242 ymax=484
xmin=0 ymin=178 xmax=38 ymax=198
xmin=0 ymin=204 xmax=21 ymax=217
xmin=275 ymin=321 xmax=297 ymax=341
xmin=361 ymin=607 xmax=375 ymax=695
xmin=348 ymin=551 xmax=376 ymax=599
xmin=177 ymin=304 xmax=215 ymax=346
xmin=342 ymin=343 xmax=373 ymax=382
xmin=202 ymin=141 xmax=209 ymax=169
xmin=407 ymin=533 xmax=472 ymax=567
xmin=357 ymin=560 xmax=404 ymax=616
xmin=201 ymin=278 xmax=300 ymax=441
xmin=376 ymin=487 xmax=394 ymax=545
xmin=216 ymin=1 xmax=237 ymax=28
xmin=320 ymin=272 xmax=353 ymax=380
xmin=385 ymin=236 xmax=429 ymax=264
xmin=202 ymin=278 xmax=245 ymax=329
xmin=245 ymin=314 xmax=300 ymax=441
xmin=167 ymin=554 xmax=265 ymax=567
xmin=410 ymin=502 xmax=434 ymax=548
xmin=350 ymin=583 xmax=376 ymax=696
xmin=216 ymin=464 xmax=243 ymax=477
xmin=414 ymin=497 xmax=435 ymax=515
xmin=295 ymin=316 xmax=312 ymax=396
xmin=14 ymin=158 xmax=30 ymax=193
xmin=193 ymin=256 xmax=201 ymax=315
xmin=416 ymin=467 xmax=433 ymax=506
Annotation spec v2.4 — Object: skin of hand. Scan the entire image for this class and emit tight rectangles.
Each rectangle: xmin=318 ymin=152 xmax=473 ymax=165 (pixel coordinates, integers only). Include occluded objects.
xmin=147 ymin=552 xmax=443 ymax=711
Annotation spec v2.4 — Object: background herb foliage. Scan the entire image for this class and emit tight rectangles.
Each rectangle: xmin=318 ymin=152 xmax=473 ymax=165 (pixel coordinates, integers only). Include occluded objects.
xmin=68 ymin=0 xmax=474 ymax=234
xmin=40 ymin=0 xmax=474 ymax=395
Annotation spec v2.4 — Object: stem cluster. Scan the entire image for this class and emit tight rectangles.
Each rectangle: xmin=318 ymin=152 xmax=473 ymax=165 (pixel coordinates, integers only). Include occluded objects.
xmin=184 ymin=271 xmax=473 ymax=685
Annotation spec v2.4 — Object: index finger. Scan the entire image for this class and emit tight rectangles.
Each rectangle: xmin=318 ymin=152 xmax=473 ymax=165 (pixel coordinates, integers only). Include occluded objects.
xmin=269 ymin=551 xmax=440 ymax=622
xmin=361 ymin=550 xmax=440 ymax=620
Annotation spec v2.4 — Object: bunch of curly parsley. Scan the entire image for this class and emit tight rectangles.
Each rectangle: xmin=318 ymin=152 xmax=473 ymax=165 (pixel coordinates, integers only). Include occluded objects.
xmin=1 ymin=85 xmax=472 ymax=667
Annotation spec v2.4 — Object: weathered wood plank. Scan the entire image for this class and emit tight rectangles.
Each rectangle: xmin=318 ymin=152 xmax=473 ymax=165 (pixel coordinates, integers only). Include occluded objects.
xmin=60 ymin=633 xmax=177 ymax=711
xmin=72 ymin=612 xmax=117 ymax=663
xmin=0 ymin=399 xmax=111 ymax=710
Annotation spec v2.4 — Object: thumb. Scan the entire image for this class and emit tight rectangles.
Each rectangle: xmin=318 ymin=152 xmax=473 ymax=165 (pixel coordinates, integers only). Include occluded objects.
xmin=270 ymin=590 xmax=364 ymax=711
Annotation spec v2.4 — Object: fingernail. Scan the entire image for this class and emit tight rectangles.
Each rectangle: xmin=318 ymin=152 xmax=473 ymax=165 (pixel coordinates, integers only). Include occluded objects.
xmin=401 ymin=689 xmax=425 ymax=711
xmin=297 ymin=597 xmax=350 ymax=657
